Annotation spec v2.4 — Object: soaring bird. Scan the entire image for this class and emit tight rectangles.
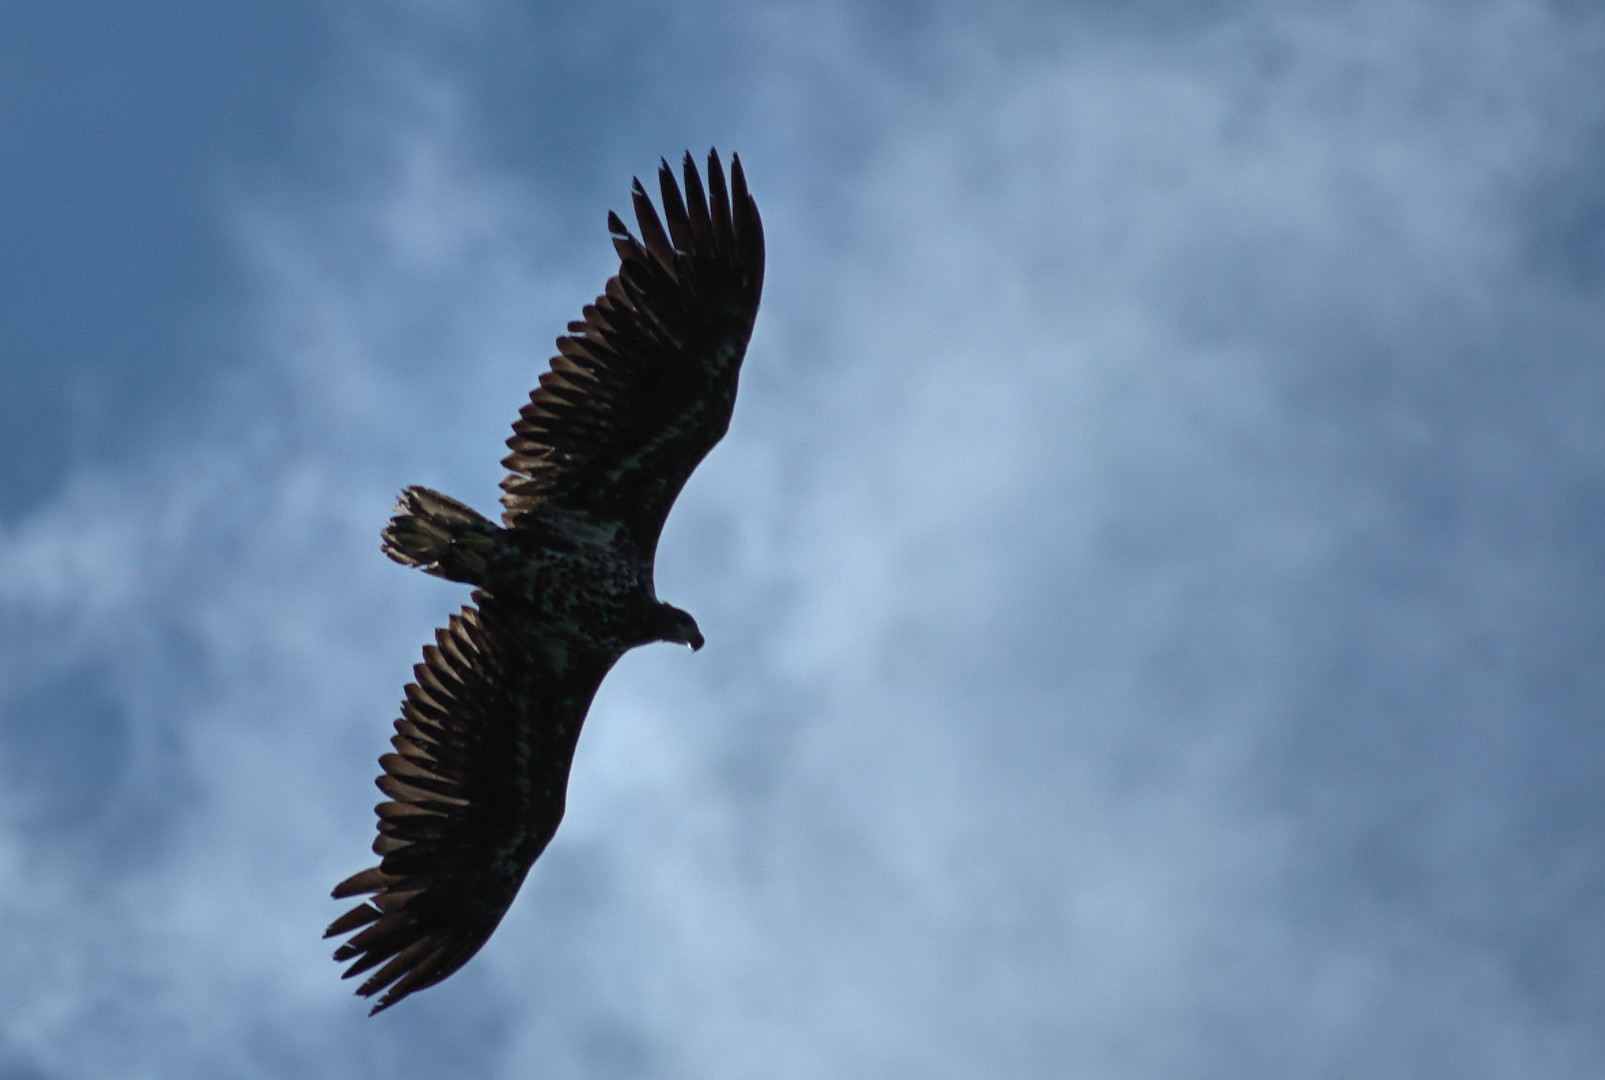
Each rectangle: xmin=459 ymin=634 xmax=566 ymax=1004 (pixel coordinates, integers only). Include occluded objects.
xmin=326 ymin=151 xmax=763 ymax=1013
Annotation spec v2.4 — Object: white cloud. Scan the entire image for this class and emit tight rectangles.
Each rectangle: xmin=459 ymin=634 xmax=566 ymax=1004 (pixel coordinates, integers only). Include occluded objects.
xmin=2 ymin=1 xmax=1601 ymax=1076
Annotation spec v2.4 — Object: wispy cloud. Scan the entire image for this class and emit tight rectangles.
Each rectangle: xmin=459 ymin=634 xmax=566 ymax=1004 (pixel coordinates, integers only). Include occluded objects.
xmin=2 ymin=1 xmax=1601 ymax=1076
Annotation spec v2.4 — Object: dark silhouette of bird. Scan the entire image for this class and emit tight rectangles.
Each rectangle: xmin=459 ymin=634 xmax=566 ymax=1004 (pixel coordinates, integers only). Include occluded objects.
xmin=325 ymin=150 xmax=764 ymax=1013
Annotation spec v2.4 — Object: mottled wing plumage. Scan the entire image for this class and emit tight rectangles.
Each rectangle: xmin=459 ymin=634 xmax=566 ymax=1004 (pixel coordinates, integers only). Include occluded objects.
xmin=326 ymin=596 xmax=608 ymax=1014
xmin=500 ymin=150 xmax=765 ymax=553
xmin=332 ymin=150 xmax=763 ymax=1015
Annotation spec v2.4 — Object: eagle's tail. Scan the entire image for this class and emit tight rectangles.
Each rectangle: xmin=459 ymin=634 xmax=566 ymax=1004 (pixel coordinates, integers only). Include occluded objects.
xmin=382 ymin=486 xmax=501 ymax=584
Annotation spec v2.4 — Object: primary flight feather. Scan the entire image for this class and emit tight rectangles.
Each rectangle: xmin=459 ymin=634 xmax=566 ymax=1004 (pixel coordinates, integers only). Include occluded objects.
xmin=326 ymin=150 xmax=764 ymax=1014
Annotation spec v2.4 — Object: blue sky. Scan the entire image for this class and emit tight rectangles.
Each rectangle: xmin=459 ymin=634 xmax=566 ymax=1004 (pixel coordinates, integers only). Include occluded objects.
xmin=3 ymin=1 xmax=1603 ymax=1077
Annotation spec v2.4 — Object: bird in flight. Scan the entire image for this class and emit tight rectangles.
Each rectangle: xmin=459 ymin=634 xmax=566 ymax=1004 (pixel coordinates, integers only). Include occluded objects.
xmin=326 ymin=150 xmax=764 ymax=1013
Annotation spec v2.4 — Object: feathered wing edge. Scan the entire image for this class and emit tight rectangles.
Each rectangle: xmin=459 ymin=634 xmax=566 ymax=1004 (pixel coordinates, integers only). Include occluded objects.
xmin=499 ymin=149 xmax=764 ymax=547
xmin=330 ymin=151 xmax=763 ymax=1014
xmin=326 ymin=599 xmax=591 ymax=1014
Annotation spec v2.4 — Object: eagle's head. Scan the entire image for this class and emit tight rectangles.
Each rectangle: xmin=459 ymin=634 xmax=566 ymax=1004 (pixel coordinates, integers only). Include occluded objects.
xmin=651 ymin=602 xmax=704 ymax=651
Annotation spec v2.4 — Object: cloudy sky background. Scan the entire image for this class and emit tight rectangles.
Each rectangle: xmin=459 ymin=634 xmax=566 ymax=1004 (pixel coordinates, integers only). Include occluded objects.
xmin=3 ymin=1 xmax=1603 ymax=1076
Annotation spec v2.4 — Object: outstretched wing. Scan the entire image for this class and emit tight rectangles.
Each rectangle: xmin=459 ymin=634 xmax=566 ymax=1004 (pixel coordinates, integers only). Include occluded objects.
xmin=500 ymin=149 xmax=765 ymax=554
xmin=326 ymin=597 xmax=610 ymax=1014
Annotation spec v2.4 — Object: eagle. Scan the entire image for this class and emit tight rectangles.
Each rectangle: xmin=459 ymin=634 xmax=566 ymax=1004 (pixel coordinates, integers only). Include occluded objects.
xmin=325 ymin=150 xmax=764 ymax=1014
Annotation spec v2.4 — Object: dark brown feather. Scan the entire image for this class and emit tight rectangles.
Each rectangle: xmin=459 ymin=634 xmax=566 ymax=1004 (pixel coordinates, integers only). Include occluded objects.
xmin=498 ymin=150 xmax=764 ymax=553
xmin=326 ymin=595 xmax=611 ymax=1014
xmin=631 ymin=180 xmax=676 ymax=275
xmin=332 ymin=150 xmax=763 ymax=1014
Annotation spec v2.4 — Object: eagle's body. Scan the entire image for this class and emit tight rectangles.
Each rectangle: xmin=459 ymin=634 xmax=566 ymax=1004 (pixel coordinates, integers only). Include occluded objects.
xmin=326 ymin=151 xmax=763 ymax=1013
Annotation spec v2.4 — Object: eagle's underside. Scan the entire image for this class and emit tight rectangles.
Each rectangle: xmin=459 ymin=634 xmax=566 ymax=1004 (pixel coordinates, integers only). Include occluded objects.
xmin=324 ymin=150 xmax=763 ymax=1013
